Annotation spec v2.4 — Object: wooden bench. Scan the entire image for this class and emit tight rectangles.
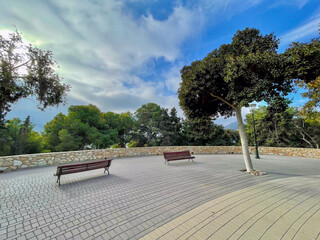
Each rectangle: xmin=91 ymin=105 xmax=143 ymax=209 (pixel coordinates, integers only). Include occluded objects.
xmin=163 ymin=151 xmax=195 ymax=164
xmin=54 ymin=158 xmax=113 ymax=185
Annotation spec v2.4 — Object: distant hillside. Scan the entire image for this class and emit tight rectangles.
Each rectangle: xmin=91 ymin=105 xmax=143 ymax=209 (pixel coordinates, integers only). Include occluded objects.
xmin=225 ymin=121 xmax=238 ymax=130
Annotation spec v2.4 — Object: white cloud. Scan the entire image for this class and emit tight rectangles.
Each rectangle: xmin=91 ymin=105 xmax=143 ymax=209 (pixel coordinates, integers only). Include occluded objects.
xmin=196 ymin=0 xmax=263 ymax=18
xmin=164 ymin=65 xmax=182 ymax=93
xmin=2 ymin=0 xmax=318 ymax=130
xmin=281 ymin=15 xmax=320 ymax=44
xmin=0 ymin=0 xmax=200 ymax=115
xmin=269 ymin=0 xmax=311 ymax=9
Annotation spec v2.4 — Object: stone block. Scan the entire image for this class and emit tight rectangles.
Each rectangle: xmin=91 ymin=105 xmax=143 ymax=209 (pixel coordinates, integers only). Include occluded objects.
xmin=13 ymin=160 xmax=22 ymax=166
xmin=38 ymin=160 xmax=47 ymax=166
xmin=3 ymin=161 xmax=13 ymax=167
xmin=0 ymin=167 xmax=8 ymax=172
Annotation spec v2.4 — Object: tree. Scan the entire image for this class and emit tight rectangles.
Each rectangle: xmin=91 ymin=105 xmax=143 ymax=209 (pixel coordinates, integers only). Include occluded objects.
xmin=284 ymin=33 xmax=320 ymax=112
xmin=245 ymin=104 xmax=298 ymax=148
xmin=134 ymin=103 xmax=162 ymax=146
xmin=180 ymin=117 xmax=238 ymax=146
xmin=0 ymin=117 xmax=44 ymax=156
xmin=103 ymin=111 xmax=135 ymax=147
xmin=178 ymin=28 xmax=292 ymax=172
xmin=43 ymin=113 xmax=67 ymax=151
xmin=157 ymin=107 xmax=183 ymax=146
xmin=44 ymin=105 xmax=108 ymax=151
xmin=292 ymin=109 xmax=320 ymax=149
xmin=117 ymin=112 xmax=136 ymax=147
xmin=0 ymin=30 xmax=70 ymax=124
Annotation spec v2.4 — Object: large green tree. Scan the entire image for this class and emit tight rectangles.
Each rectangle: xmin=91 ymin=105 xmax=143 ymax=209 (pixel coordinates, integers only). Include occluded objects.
xmin=0 ymin=30 xmax=70 ymax=124
xmin=44 ymin=105 xmax=108 ymax=151
xmin=179 ymin=28 xmax=292 ymax=172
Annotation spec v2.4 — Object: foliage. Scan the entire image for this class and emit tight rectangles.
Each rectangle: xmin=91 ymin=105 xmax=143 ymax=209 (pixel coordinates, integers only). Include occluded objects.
xmin=110 ymin=143 xmax=122 ymax=149
xmin=103 ymin=112 xmax=135 ymax=147
xmin=0 ymin=116 xmax=44 ymax=156
xmin=179 ymin=28 xmax=290 ymax=119
xmin=180 ymin=117 xmax=239 ymax=146
xmin=134 ymin=103 xmax=163 ymax=146
xmin=1 ymin=101 xmax=319 ymax=157
xmin=44 ymin=105 xmax=107 ymax=151
xmin=0 ymin=30 xmax=70 ymax=124
xmin=284 ymin=36 xmax=320 ymax=112
xmin=127 ymin=140 xmax=139 ymax=148
xmin=245 ymin=105 xmax=320 ymax=149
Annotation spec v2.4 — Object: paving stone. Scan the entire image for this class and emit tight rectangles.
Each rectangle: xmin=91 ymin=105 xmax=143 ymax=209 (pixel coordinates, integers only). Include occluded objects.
xmin=1 ymin=155 xmax=320 ymax=240
xmin=16 ymin=236 xmax=27 ymax=240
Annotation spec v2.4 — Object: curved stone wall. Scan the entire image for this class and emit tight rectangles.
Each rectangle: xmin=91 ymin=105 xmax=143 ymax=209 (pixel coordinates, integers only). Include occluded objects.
xmin=0 ymin=146 xmax=319 ymax=172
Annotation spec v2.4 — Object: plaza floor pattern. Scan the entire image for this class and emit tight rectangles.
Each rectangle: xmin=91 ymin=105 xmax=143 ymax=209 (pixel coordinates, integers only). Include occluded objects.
xmin=1 ymin=154 xmax=320 ymax=240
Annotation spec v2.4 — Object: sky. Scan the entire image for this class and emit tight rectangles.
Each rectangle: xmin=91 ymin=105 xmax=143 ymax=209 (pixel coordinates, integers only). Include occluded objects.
xmin=1 ymin=0 xmax=320 ymax=132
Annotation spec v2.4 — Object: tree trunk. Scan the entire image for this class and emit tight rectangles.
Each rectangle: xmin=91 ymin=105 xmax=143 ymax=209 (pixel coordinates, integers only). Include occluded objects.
xmin=235 ymin=106 xmax=254 ymax=172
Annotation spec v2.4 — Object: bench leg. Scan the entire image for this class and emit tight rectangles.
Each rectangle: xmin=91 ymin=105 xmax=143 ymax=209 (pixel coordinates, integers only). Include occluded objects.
xmin=56 ymin=176 xmax=61 ymax=186
xmin=104 ymin=167 xmax=109 ymax=175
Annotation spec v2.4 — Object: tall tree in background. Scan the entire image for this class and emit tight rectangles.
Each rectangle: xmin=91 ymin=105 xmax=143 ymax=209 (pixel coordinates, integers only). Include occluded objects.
xmin=0 ymin=30 xmax=70 ymax=124
xmin=134 ymin=103 xmax=162 ymax=146
xmin=179 ymin=28 xmax=292 ymax=172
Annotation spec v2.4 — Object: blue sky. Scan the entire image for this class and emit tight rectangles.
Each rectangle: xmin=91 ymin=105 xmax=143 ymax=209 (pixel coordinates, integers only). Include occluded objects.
xmin=1 ymin=0 xmax=320 ymax=131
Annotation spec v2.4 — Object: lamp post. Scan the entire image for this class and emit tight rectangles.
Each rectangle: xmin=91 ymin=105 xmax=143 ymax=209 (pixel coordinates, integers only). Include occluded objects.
xmin=250 ymin=104 xmax=260 ymax=159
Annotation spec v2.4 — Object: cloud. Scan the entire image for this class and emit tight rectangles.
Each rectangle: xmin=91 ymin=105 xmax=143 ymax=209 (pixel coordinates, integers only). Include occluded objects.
xmin=0 ymin=0 xmax=201 ymax=115
xmin=269 ymin=0 xmax=311 ymax=9
xmin=197 ymin=0 xmax=263 ymax=16
xmin=2 ymin=0 xmax=318 ymax=130
xmin=280 ymin=15 xmax=320 ymax=45
xmin=164 ymin=65 xmax=183 ymax=93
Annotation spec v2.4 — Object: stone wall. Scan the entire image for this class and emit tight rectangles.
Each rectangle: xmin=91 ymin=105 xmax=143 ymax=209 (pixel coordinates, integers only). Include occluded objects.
xmin=0 ymin=146 xmax=319 ymax=172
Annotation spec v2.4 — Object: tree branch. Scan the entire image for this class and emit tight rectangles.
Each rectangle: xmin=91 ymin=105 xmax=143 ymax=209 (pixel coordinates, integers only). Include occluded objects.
xmin=12 ymin=59 xmax=31 ymax=70
xmin=293 ymin=122 xmax=318 ymax=148
xmin=210 ymin=93 xmax=236 ymax=110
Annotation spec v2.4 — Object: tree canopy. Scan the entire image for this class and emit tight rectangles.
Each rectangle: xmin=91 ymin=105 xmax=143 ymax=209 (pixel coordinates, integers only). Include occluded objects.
xmin=179 ymin=28 xmax=290 ymax=119
xmin=0 ymin=30 xmax=70 ymax=124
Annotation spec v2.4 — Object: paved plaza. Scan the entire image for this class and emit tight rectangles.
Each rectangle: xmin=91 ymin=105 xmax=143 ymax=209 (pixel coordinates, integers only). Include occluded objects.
xmin=1 ymin=154 xmax=320 ymax=240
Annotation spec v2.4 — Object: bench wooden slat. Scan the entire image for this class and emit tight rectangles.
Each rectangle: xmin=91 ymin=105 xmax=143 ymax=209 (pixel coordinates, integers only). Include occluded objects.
xmin=163 ymin=151 xmax=195 ymax=164
xmin=54 ymin=158 xmax=113 ymax=185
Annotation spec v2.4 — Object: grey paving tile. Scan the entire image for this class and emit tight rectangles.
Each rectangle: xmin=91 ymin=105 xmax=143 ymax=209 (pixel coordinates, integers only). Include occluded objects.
xmin=1 ymin=155 xmax=320 ymax=240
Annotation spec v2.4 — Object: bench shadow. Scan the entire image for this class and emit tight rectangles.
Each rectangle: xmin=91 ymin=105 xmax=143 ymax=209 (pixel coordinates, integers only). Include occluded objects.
xmin=55 ymin=173 xmax=129 ymax=189
xmin=166 ymin=161 xmax=203 ymax=167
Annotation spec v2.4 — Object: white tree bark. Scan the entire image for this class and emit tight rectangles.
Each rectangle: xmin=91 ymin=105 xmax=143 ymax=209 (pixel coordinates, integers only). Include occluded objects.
xmin=235 ymin=106 xmax=254 ymax=172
